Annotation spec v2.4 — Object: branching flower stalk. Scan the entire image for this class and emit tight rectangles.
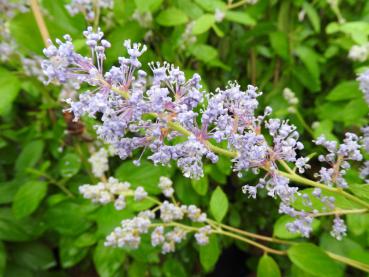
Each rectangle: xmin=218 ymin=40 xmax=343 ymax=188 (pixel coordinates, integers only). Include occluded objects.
xmin=40 ymin=26 xmax=369 ymax=273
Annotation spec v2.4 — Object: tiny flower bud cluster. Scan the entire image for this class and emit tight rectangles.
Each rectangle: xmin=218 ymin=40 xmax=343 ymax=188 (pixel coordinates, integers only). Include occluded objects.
xmin=348 ymin=44 xmax=369 ymax=62
xmin=79 ymin=177 xmax=146 ymax=210
xmin=66 ymin=0 xmax=113 ymax=21
xmin=283 ymin=87 xmax=299 ymax=113
xmin=80 ymin=176 xmax=212 ymax=254
xmin=88 ymin=148 xmax=109 ymax=178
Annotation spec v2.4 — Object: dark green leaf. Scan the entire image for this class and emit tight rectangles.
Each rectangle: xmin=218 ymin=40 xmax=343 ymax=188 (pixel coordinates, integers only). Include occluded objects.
xmin=12 ymin=181 xmax=48 ymax=219
xmin=58 ymin=153 xmax=81 ymax=178
xmin=15 ymin=140 xmax=44 ymax=174
xmin=93 ymin=240 xmax=126 ymax=277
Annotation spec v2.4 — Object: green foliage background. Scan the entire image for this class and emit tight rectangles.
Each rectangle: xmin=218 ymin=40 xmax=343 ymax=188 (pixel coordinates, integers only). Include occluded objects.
xmin=1 ymin=0 xmax=369 ymax=276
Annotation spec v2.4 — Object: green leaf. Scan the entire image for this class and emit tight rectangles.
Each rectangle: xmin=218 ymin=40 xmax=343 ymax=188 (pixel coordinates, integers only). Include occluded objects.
xmin=59 ymin=236 xmax=89 ymax=268
xmin=12 ymin=181 xmax=48 ymax=219
xmin=326 ymin=81 xmax=362 ymax=101
xmin=163 ymin=258 xmax=187 ymax=277
xmin=9 ymin=13 xmax=44 ymax=54
xmin=15 ymin=140 xmax=44 ymax=174
xmin=194 ymin=0 xmax=226 ymax=12
xmin=199 ymin=235 xmax=220 ymax=271
xmin=0 ymin=179 xmax=23 ymax=204
xmin=93 ymin=240 xmax=126 ymax=277
xmin=58 ymin=153 xmax=81 ymax=178
xmin=192 ymin=14 xmax=215 ymax=35
xmin=288 ymin=243 xmax=343 ymax=277
xmin=191 ymin=175 xmax=208 ymax=195
xmin=346 ymin=214 xmax=369 ymax=236
xmin=134 ymin=0 xmax=163 ymax=12
xmin=0 ymin=68 xmax=20 ymax=116
xmin=0 ymin=242 xmax=6 ymax=277
xmin=210 ymin=186 xmax=229 ymax=222
xmin=0 ymin=208 xmax=44 ymax=241
xmin=295 ymin=46 xmax=320 ymax=81
xmin=343 ymin=98 xmax=369 ymax=125
xmin=225 ymin=10 xmax=256 ymax=26
xmin=156 ymin=8 xmax=189 ymax=27
xmin=274 ymin=215 xmax=320 ymax=239
xmin=269 ymin=31 xmax=289 ymax=60
xmin=349 ymin=183 xmax=369 ymax=201
xmin=44 ymin=200 xmax=93 ymax=236
xmin=12 ymin=242 xmax=56 ymax=271
xmin=257 ymin=254 xmax=281 ymax=277
xmin=312 ymin=120 xmax=337 ymax=141
xmin=303 ymin=3 xmax=320 ymax=33
xmin=189 ymin=44 xmax=218 ymax=63
xmin=115 ymin=160 xmax=172 ymax=194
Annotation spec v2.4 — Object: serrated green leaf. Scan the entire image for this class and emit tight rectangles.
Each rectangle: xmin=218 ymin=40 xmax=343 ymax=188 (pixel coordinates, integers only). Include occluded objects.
xmin=210 ymin=186 xmax=229 ymax=222
xmin=12 ymin=181 xmax=47 ymax=219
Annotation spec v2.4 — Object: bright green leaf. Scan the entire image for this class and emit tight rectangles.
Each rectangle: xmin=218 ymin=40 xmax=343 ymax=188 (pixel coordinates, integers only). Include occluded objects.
xmin=326 ymin=81 xmax=362 ymax=101
xmin=210 ymin=186 xmax=229 ymax=222
xmin=303 ymin=3 xmax=320 ymax=33
xmin=191 ymin=175 xmax=208 ymax=195
xmin=225 ymin=10 xmax=256 ymax=26
xmin=269 ymin=31 xmax=289 ymax=60
xmin=257 ymin=254 xmax=281 ymax=277
xmin=0 ymin=68 xmax=20 ymax=116
xmin=192 ymin=14 xmax=215 ymax=35
xmin=156 ymin=8 xmax=188 ymax=27
xmin=288 ymin=243 xmax=343 ymax=277
xmin=199 ymin=235 xmax=220 ymax=271
xmin=134 ymin=0 xmax=163 ymax=12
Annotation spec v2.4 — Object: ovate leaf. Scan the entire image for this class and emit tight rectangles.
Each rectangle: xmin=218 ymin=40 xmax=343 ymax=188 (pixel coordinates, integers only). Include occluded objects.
xmin=12 ymin=181 xmax=48 ymax=219
xmin=225 ymin=10 xmax=256 ymax=26
xmin=288 ymin=243 xmax=343 ymax=277
xmin=210 ymin=186 xmax=229 ymax=222
xmin=257 ymin=255 xmax=281 ymax=277
xmin=0 ymin=68 xmax=20 ymax=116
xmin=134 ymin=0 xmax=163 ymax=12
xmin=15 ymin=140 xmax=44 ymax=174
xmin=58 ymin=153 xmax=81 ymax=178
xmin=199 ymin=235 xmax=220 ymax=272
xmin=93 ymin=240 xmax=126 ymax=277
xmin=326 ymin=81 xmax=362 ymax=101
xmin=192 ymin=14 xmax=215 ymax=35
xmin=156 ymin=8 xmax=188 ymax=27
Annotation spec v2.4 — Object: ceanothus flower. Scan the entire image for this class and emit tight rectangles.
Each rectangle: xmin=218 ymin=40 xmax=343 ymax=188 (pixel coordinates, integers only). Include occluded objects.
xmin=315 ymin=133 xmax=362 ymax=188
xmin=66 ymin=0 xmax=113 ymax=21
